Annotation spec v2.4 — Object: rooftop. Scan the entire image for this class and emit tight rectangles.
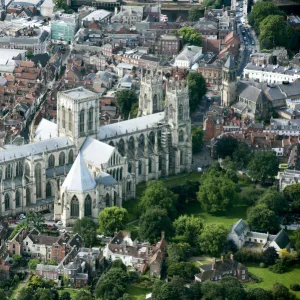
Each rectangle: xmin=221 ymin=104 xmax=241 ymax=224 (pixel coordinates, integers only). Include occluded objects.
xmin=82 ymin=9 xmax=111 ymax=21
xmin=61 ymin=87 xmax=98 ymax=101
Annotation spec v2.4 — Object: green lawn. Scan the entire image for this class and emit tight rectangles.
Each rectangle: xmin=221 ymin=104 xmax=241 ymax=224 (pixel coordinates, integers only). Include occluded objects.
xmin=125 ymin=285 xmax=152 ymax=300
xmin=245 ymin=263 xmax=300 ymax=295
xmin=58 ymin=288 xmax=80 ymax=299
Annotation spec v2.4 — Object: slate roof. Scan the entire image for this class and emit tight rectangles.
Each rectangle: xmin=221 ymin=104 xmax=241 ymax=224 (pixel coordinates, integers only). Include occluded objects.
xmin=96 ymin=171 xmax=117 ymax=187
xmin=278 ymin=81 xmax=300 ymax=98
xmin=34 ymin=118 xmax=58 ymax=141
xmin=233 ymin=219 xmax=248 ymax=236
xmin=273 ymin=230 xmax=290 ymax=249
xmin=236 ymin=81 xmax=264 ymax=103
xmin=62 ymin=152 xmax=96 ymax=191
xmin=31 ymin=53 xmax=50 ymax=68
xmin=224 ymin=55 xmax=235 ymax=69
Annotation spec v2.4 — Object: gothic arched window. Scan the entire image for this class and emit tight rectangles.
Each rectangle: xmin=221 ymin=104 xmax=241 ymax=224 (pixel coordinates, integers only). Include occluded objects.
xmin=180 ymin=151 xmax=184 ymax=165
xmin=62 ymin=106 xmax=65 ymax=128
xmin=179 ymin=130 xmax=184 ymax=143
xmin=25 ymin=162 xmax=30 ymax=176
xmin=148 ymin=131 xmax=155 ymax=154
xmin=88 ymin=107 xmax=93 ymax=131
xmin=26 ymin=188 xmax=31 ymax=205
xmin=118 ymin=139 xmax=125 ymax=157
xmin=68 ymin=109 xmax=73 ymax=133
xmin=35 ymin=163 xmax=42 ymax=199
xmin=105 ymin=194 xmax=110 ymax=206
xmin=159 ymin=156 xmax=162 ymax=171
xmin=84 ymin=194 xmax=92 ymax=216
xmin=138 ymin=134 xmax=145 ymax=157
xmin=178 ymin=104 xmax=183 ymax=121
xmin=46 ymin=182 xmax=52 ymax=197
xmin=116 ymin=168 xmax=119 ymax=181
xmin=128 ymin=137 xmax=135 ymax=159
xmin=5 ymin=164 xmax=12 ymax=179
xmin=5 ymin=193 xmax=9 ymax=210
xmin=16 ymin=161 xmax=23 ymax=177
xmin=48 ymin=154 xmax=55 ymax=168
xmin=138 ymin=161 xmax=142 ymax=175
xmin=153 ymin=94 xmax=158 ymax=113
xmin=70 ymin=196 xmax=79 ymax=217
xmin=16 ymin=190 xmax=20 ymax=207
xmin=0 ymin=168 xmax=2 ymax=181
xmin=68 ymin=150 xmax=74 ymax=164
xmin=148 ymin=158 xmax=152 ymax=173
xmin=120 ymin=167 xmax=123 ymax=180
xmin=128 ymin=163 xmax=132 ymax=174
xmin=79 ymin=109 xmax=85 ymax=134
xmin=59 ymin=152 xmax=65 ymax=166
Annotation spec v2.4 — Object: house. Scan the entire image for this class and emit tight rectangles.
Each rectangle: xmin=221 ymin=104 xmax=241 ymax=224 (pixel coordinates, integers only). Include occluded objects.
xmin=173 ymin=45 xmax=203 ymax=69
xmin=195 ymin=255 xmax=248 ymax=283
xmin=103 ymin=231 xmax=167 ymax=277
xmin=228 ymin=219 xmax=291 ymax=251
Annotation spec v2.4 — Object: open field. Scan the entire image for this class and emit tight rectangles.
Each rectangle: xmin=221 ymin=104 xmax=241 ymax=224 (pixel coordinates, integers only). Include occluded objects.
xmin=125 ymin=285 xmax=152 ymax=300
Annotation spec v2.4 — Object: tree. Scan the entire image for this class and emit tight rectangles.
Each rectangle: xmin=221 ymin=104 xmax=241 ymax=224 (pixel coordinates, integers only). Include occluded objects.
xmin=17 ymin=287 xmax=35 ymax=300
xmin=259 ymin=15 xmax=287 ymax=50
xmin=139 ymin=180 xmax=178 ymax=219
xmin=272 ymin=283 xmax=296 ymax=300
xmin=240 ymin=186 xmax=264 ymax=206
xmin=152 ymin=278 xmax=189 ymax=300
xmin=12 ymin=254 xmax=23 ymax=265
xmin=173 ymin=215 xmax=204 ymax=245
xmin=129 ymin=102 xmax=138 ymax=119
xmin=26 ymin=48 xmax=33 ymax=59
xmin=295 ymin=228 xmax=300 ymax=250
xmin=73 ymin=217 xmax=97 ymax=247
xmin=115 ymin=90 xmax=138 ymax=119
xmin=221 ymin=276 xmax=246 ymax=300
xmin=111 ymin=259 xmax=127 ymax=272
xmin=53 ymin=0 xmax=68 ymax=10
xmin=263 ymin=247 xmax=279 ymax=265
xmin=26 ymin=211 xmax=45 ymax=230
xmin=247 ymin=288 xmax=272 ymax=300
xmin=188 ymin=6 xmax=203 ymax=21
xmin=247 ymin=1 xmax=284 ymax=33
xmin=247 ymin=204 xmax=280 ymax=233
xmin=197 ymin=174 xmax=238 ymax=213
xmin=232 ymin=142 xmax=252 ymax=169
xmin=60 ymin=291 xmax=71 ymax=300
xmin=283 ymin=184 xmax=300 ymax=211
xmin=0 ymin=289 xmax=7 ymax=300
xmin=28 ymin=259 xmax=40 ymax=271
xmin=257 ymin=189 xmax=288 ymax=214
xmin=199 ymin=224 xmax=227 ymax=255
xmin=216 ymin=136 xmax=239 ymax=159
xmin=167 ymin=261 xmax=198 ymax=279
xmin=187 ymin=72 xmax=207 ymax=111
xmin=139 ymin=207 xmax=173 ymax=243
xmin=35 ymin=288 xmax=55 ymax=300
xmin=98 ymin=206 xmax=128 ymax=236
xmin=201 ymin=281 xmax=224 ymax=300
xmin=167 ymin=242 xmax=192 ymax=264
xmin=74 ymin=290 xmax=94 ymax=300
xmin=222 ymin=157 xmax=237 ymax=172
xmin=248 ymin=151 xmax=279 ymax=182
xmin=192 ymin=125 xmax=204 ymax=154
xmin=268 ymin=259 xmax=287 ymax=274
xmin=178 ymin=27 xmax=203 ymax=46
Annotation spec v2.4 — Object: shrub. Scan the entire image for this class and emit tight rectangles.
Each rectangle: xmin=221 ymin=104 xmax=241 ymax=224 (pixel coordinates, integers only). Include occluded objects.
xmin=248 ymin=272 xmax=262 ymax=283
xmin=268 ymin=259 xmax=287 ymax=274
xmin=259 ymin=262 xmax=266 ymax=268
xmin=234 ymin=248 xmax=263 ymax=263
xmin=290 ymin=283 xmax=300 ymax=291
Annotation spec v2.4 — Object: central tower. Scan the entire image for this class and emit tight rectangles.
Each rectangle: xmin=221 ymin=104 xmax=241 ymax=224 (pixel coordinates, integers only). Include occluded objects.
xmin=57 ymin=87 xmax=99 ymax=149
xmin=138 ymin=70 xmax=164 ymax=116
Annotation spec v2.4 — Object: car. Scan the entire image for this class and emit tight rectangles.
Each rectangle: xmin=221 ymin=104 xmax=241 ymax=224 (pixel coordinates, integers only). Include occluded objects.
xmin=59 ymin=229 xmax=66 ymax=233
xmin=56 ymin=221 xmax=63 ymax=226
xmin=97 ymin=234 xmax=104 ymax=239
xmin=47 ymin=217 xmax=54 ymax=222
xmin=19 ymin=214 xmax=26 ymax=220
xmin=252 ymin=41 xmax=255 ymax=45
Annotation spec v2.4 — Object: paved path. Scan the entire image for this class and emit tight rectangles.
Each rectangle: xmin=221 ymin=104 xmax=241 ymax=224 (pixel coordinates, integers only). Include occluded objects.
xmin=14 ymin=273 xmax=30 ymax=300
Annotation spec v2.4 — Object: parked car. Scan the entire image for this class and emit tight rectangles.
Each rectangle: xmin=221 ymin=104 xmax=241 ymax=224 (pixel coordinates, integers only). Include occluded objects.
xmin=56 ymin=221 xmax=63 ymax=226
xmin=47 ymin=217 xmax=54 ymax=222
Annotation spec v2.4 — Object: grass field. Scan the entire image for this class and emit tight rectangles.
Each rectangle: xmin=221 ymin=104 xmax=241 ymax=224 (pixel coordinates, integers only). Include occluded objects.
xmin=58 ymin=288 xmax=80 ymax=299
xmin=125 ymin=285 xmax=152 ymax=300
xmin=245 ymin=263 xmax=300 ymax=295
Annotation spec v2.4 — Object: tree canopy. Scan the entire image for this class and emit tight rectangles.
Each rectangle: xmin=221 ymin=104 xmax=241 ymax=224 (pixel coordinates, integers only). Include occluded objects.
xmin=139 ymin=180 xmax=178 ymax=219
xmin=192 ymin=125 xmax=204 ymax=154
xmin=283 ymin=183 xmax=300 ymax=211
xmin=139 ymin=207 xmax=173 ymax=243
xmin=247 ymin=204 xmax=280 ymax=234
xmin=178 ymin=27 xmax=203 ymax=46
xmin=116 ymin=90 xmax=138 ymax=119
xmin=167 ymin=242 xmax=192 ymax=264
xmin=167 ymin=261 xmax=198 ymax=279
xmin=199 ymin=224 xmax=227 ymax=255
xmin=216 ymin=136 xmax=239 ymax=159
xmin=26 ymin=211 xmax=45 ymax=230
xmin=248 ymin=151 xmax=279 ymax=182
xmin=187 ymin=72 xmax=207 ymax=111
xmin=197 ymin=174 xmax=238 ymax=213
xmin=188 ymin=6 xmax=203 ymax=21
xmin=98 ymin=206 xmax=128 ymax=236
xmin=73 ymin=217 xmax=97 ymax=247
xmin=257 ymin=189 xmax=288 ymax=214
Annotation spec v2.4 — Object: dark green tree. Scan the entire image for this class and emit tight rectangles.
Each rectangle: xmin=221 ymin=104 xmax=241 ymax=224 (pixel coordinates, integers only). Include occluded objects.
xmin=283 ymin=183 xmax=300 ymax=211
xmin=232 ymin=142 xmax=252 ymax=168
xmin=139 ymin=180 xmax=178 ymax=219
xmin=60 ymin=291 xmax=71 ymax=300
xmin=201 ymin=281 xmax=224 ymax=300
xmin=98 ymin=206 xmax=128 ymax=236
xmin=26 ymin=211 xmax=45 ymax=230
xmin=240 ymin=186 xmax=264 ymax=206
xmin=139 ymin=207 xmax=173 ymax=243
xmin=35 ymin=288 xmax=55 ymax=300
xmin=167 ymin=242 xmax=192 ymax=264
xmin=152 ymin=278 xmax=189 ymax=300
xmin=73 ymin=217 xmax=97 ymax=247
xmin=178 ymin=27 xmax=203 ymax=46
xmin=74 ymin=290 xmax=94 ymax=300
xmin=28 ymin=259 xmax=40 ymax=271
xmin=197 ymin=174 xmax=238 ymax=213
xmin=263 ymin=247 xmax=279 ymax=265
xmin=199 ymin=224 xmax=227 ymax=255
xmin=187 ymin=72 xmax=207 ymax=111
xmin=216 ymin=136 xmax=239 ymax=159
xmin=247 ymin=204 xmax=280 ymax=233
xmin=248 ymin=151 xmax=279 ymax=182
xmin=192 ymin=125 xmax=204 ymax=154
xmin=0 ymin=289 xmax=7 ymax=300
xmin=16 ymin=287 xmax=35 ymax=300
xmin=272 ymin=283 xmax=296 ymax=300
xmin=247 ymin=288 xmax=272 ymax=300
xmin=295 ymin=228 xmax=300 ymax=250
xmin=188 ymin=6 xmax=203 ymax=21
xmin=221 ymin=276 xmax=246 ymax=300
xmin=257 ymin=189 xmax=288 ymax=214
xmin=167 ymin=261 xmax=198 ymax=279
xmin=115 ymin=90 xmax=138 ymax=119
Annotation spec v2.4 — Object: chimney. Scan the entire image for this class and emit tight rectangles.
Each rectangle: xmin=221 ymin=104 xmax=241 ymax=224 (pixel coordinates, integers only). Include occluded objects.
xmin=221 ymin=255 xmax=224 ymax=262
xmin=212 ymin=257 xmax=216 ymax=270
xmin=161 ymin=231 xmax=165 ymax=240
xmin=230 ymin=254 xmax=234 ymax=261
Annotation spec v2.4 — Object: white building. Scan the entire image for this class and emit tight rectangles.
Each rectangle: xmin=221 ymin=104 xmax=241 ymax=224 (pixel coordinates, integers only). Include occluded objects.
xmin=228 ymin=219 xmax=291 ymax=251
xmin=82 ymin=9 xmax=112 ymax=24
xmin=40 ymin=0 xmax=55 ymax=18
xmin=173 ymin=45 xmax=203 ymax=69
xmin=244 ymin=63 xmax=300 ymax=84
